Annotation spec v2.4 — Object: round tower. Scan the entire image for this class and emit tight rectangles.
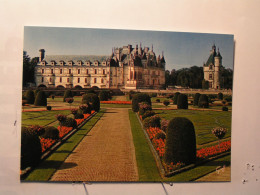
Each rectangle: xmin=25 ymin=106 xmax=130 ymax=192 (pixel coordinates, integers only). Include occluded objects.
xmin=214 ymin=48 xmax=222 ymax=89
xmin=39 ymin=49 xmax=45 ymax=61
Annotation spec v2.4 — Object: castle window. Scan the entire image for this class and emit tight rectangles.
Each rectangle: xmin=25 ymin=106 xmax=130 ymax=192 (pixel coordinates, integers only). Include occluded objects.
xmin=42 ymin=69 xmax=44 ymax=74
xmin=41 ymin=77 xmax=44 ymax=82
xmin=50 ymin=78 xmax=52 ymax=82
xmin=85 ymin=78 xmax=87 ymax=83
xmin=78 ymin=78 xmax=80 ymax=83
xmin=209 ymin=74 xmax=213 ymax=80
xmin=86 ymin=69 xmax=89 ymax=74
xmin=103 ymin=69 xmax=105 ymax=74
xmin=209 ymin=82 xmax=213 ymax=88
xmin=101 ymin=78 xmax=104 ymax=83
xmin=210 ymin=65 xmax=213 ymax=70
xmin=78 ymin=69 xmax=80 ymax=74
xmin=69 ymin=69 xmax=71 ymax=74
xmin=95 ymin=69 xmax=97 ymax=74
xmin=67 ymin=78 xmax=69 ymax=83
xmin=60 ymin=77 xmax=62 ymax=82
xmin=51 ymin=69 xmax=53 ymax=74
xmin=94 ymin=78 xmax=97 ymax=83
xmin=60 ymin=69 xmax=63 ymax=74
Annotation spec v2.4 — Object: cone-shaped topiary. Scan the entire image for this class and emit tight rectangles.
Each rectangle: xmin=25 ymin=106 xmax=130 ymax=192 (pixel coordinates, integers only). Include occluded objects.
xmin=132 ymin=93 xmax=151 ymax=112
xmin=21 ymin=127 xmax=42 ymax=169
xmin=173 ymin=92 xmax=180 ymax=105
xmin=82 ymin=93 xmax=100 ymax=112
xmin=63 ymin=90 xmax=73 ymax=102
xmin=164 ymin=117 xmax=196 ymax=165
xmin=177 ymin=94 xmax=188 ymax=109
xmin=193 ymin=93 xmax=201 ymax=106
xmin=34 ymin=91 xmax=47 ymax=106
xmin=218 ymin=92 xmax=223 ymax=100
xmin=198 ymin=94 xmax=209 ymax=108
xmin=25 ymin=90 xmax=35 ymax=104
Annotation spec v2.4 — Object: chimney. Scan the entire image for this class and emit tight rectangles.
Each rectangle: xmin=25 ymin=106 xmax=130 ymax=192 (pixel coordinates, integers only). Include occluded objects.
xmin=39 ymin=49 xmax=45 ymax=61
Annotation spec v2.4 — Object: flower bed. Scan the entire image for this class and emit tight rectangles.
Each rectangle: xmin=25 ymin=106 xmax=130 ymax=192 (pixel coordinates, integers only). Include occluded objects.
xmin=58 ymin=126 xmax=74 ymax=138
xmin=40 ymin=138 xmax=56 ymax=153
xmin=100 ymin=101 xmax=131 ymax=104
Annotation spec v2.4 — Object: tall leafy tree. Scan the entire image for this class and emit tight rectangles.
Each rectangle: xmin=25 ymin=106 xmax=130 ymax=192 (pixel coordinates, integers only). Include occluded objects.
xmin=23 ymin=51 xmax=38 ymax=87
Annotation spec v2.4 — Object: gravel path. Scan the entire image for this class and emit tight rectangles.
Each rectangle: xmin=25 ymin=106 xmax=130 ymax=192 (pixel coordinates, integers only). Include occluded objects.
xmin=50 ymin=108 xmax=138 ymax=182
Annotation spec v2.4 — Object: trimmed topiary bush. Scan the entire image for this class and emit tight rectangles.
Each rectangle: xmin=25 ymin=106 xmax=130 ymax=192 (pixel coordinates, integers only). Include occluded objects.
xmin=138 ymin=102 xmax=152 ymax=115
xmin=99 ymin=91 xmax=110 ymax=101
xmin=198 ymin=94 xmax=209 ymax=108
xmin=34 ymin=91 xmax=47 ymax=106
xmin=42 ymin=126 xmax=59 ymax=140
xmin=29 ymin=125 xmax=45 ymax=136
xmin=164 ymin=117 xmax=196 ymax=165
xmin=61 ymin=117 xmax=77 ymax=129
xmin=177 ymin=94 xmax=188 ymax=109
xmin=218 ymin=92 xmax=224 ymax=100
xmin=173 ymin=92 xmax=180 ymax=105
xmin=25 ymin=90 xmax=35 ymax=104
xmin=21 ymin=127 xmax=42 ymax=169
xmin=132 ymin=93 xmax=151 ymax=112
xmin=193 ymin=93 xmax=201 ymax=106
xmin=63 ymin=90 xmax=73 ymax=102
xmin=141 ymin=110 xmax=155 ymax=120
xmin=46 ymin=106 xmax=52 ymax=111
xmin=79 ymin=104 xmax=92 ymax=114
xmin=224 ymin=95 xmax=232 ymax=102
xmin=74 ymin=113 xmax=84 ymax=119
xmin=82 ymin=93 xmax=100 ymax=112
xmin=143 ymin=115 xmax=161 ymax=129
xmin=156 ymin=99 xmax=160 ymax=103
xmin=222 ymin=106 xmax=228 ymax=111
xmin=163 ymin=100 xmax=170 ymax=107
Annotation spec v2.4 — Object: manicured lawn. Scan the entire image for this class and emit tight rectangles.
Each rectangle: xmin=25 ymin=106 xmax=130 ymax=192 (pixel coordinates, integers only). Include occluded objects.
xmin=22 ymin=110 xmax=71 ymax=127
xmin=24 ymin=110 xmax=105 ymax=181
xmin=154 ymin=109 xmax=231 ymax=145
xmin=128 ymin=110 xmax=161 ymax=181
xmin=164 ymin=155 xmax=231 ymax=182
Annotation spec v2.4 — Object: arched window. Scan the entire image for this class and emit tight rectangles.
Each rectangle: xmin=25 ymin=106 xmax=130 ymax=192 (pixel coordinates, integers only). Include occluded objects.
xmin=41 ymin=77 xmax=44 ymax=82
xmin=78 ymin=78 xmax=80 ymax=83
xmin=85 ymin=78 xmax=87 ymax=83
xmin=60 ymin=69 xmax=63 ymax=74
xmin=60 ymin=77 xmax=62 ymax=82
xmin=101 ymin=78 xmax=104 ymax=83
xmin=94 ymin=78 xmax=97 ymax=83
xmin=78 ymin=69 xmax=80 ymax=74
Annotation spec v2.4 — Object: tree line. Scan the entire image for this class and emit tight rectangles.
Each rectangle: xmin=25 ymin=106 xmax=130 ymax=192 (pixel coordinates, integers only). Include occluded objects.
xmin=165 ymin=66 xmax=233 ymax=89
xmin=23 ymin=51 xmax=38 ymax=87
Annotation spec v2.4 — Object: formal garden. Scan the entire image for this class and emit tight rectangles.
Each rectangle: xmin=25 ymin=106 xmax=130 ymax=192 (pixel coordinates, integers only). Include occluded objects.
xmin=21 ymin=88 xmax=232 ymax=182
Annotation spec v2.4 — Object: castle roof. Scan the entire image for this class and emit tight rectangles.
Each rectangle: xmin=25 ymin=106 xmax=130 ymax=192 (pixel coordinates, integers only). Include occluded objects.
xmin=205 ymin=52 xmax=216 ymax=66
xmin=42 ymin=55 xmax=109 ymax=65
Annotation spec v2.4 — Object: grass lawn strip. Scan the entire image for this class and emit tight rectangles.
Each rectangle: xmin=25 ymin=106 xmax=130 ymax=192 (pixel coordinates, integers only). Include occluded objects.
xmin=24 ymin=110 xmax=105 ymax=181
xmin=164 ymin=155 xmax=231 ymax=182
xmin=128 ymin=110 xmax=161 ymax=181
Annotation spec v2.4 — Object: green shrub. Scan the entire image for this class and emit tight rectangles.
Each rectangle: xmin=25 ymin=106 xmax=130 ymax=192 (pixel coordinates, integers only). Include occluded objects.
xmin=156 ymin=99 xmax=160 ymax=103
xmin=42 ymin=126 xmax=59 ymax=140
xmin=74 ymin=113 xmax=84 ymax=119
xmin=173 ymin=92 xmax=180 ymax=105
xmin=163 ymin=100 xmax=170 ymax=107
xmin=177 ymin=94 xmax=188 ymax=109
xmin=142 ymin=110 xmax=155 ymax=120
xmin=202 ymin=79 xmax=209 ymax=89
xmin=198 ymin=94 xmax=209 ymax=108
xmin=82 ymin=93 xmax=100 ymax=112
xmin=21 ymin=127 xmax=42 ymax=169
xmin=79 ymin=103 xmax=92 ymax=114
xmin=63 ymin=90 xmax=73 ymax=102
xmin=193 ymin=93 xmax=201 ymax=106
xmin=29 ymin=125 xmax=45 ymax=136
xmin=164 ymin=117 xmax=196 ymax=165
xmin=222 ymin=106 xmax=228 ymax=111
xmin=132 ymin=93 xmax=151 ymax=112
xmin=218 ymin=92 xmax=224 ymax=100
xmin=149 ymin=93 xmax=157 ymax=98
xmin=46 ymin=106 xmax=52 ymax=110
xmin=34 ymin=91 xmax=47 ymax=106
xmin=224 ymin=95 xmax=232 ymax=102
xmin=143 ymin=115 xmax=161 ymax=129
xmin=99 ymin=91 xmax=110 ymax=101
xmin=25 ymin=90 xmax=35 ymax=104
xmin=129 ymin=90 xmax=137 ymax=100
xmin=61 ymin=117 xmax=77 ymax=129
xmin=138 ymin=102 xmax=152 ymax=115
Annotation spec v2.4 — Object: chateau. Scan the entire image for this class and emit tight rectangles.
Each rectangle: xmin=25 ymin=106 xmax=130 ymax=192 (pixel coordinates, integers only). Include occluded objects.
xmin=35 ymin=44 xmax=166 ymax=89
xmin=203 ymin=44 xmax=223 ymax=89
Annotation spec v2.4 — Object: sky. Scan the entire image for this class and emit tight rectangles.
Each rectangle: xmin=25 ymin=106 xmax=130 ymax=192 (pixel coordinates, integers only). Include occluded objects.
xmin=24 ymin=26 xmax=234 ymax=70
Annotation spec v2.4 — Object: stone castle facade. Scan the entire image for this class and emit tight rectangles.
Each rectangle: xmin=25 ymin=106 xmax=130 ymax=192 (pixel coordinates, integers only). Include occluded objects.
xmin=203 ymin=44 xmax=223 ymax=89
xmin=35 ymin=44 xmax=165 ymax=89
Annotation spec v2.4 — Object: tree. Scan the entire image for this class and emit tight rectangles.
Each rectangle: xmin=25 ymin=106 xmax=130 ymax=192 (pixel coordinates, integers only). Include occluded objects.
xmin=132 ymin=93 xmax=151 ymax=112
xmin=177 ymin=94 xmax=188 ymax=109
xmin=202 ymin=79 xmax=209 ymax=89
xmin=23 ymin=52 xmax=39 ymax=87
xmin=34 ymin=91 xmax=47 ymax=106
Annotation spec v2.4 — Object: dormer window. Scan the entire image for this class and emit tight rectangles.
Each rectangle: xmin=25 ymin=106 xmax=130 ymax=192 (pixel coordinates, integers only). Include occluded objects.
xmin=68 ymin=60 xmax=73 ymax=66
xmin=42 ymin=61 xmax=46 ymax=66
xmin=51 ymin=60 xmax=56 ymax=66
xmin=85 ymin=61 xmax=90 ymax=66
xmin=78 ymin=60 xmax=82 ymax=66
xmin=60 ymin=61 xmax=64 ymax=66
xmin=94 ymin=61 xmax=99 ymax=66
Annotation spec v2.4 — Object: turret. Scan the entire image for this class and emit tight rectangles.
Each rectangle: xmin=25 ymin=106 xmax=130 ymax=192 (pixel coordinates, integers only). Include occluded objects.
xmin=39 ymin=49 xmax=45 ymax=61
